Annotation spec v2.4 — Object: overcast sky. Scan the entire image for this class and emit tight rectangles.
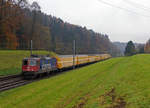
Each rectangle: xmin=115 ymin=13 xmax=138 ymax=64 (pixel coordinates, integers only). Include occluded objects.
xmin=29 ymin=0 xmax=150 ymax=43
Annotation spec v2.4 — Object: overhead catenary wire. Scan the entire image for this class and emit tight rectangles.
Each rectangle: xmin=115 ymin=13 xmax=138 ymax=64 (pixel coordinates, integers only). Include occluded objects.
xmin=123 ymin=0 xmax=150 ymax=13
xmin=97 ymin=0 xmax=150 ymax=18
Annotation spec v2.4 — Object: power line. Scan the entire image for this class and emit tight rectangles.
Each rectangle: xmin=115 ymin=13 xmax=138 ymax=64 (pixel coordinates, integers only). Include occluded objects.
xmin=123 ymin=0 xmax=150 ymax=13
xmin=97 ymin=0 xmax=150 ymax=18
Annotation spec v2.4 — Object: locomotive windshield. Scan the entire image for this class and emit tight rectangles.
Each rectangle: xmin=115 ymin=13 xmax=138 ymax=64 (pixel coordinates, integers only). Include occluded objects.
xmin=23 ymin=59 xmax=37 ymax=66
xmin=23 ymin=60 xmax=28 ymax=65
xmin=29 ymin=60 xmax=36 ymax=66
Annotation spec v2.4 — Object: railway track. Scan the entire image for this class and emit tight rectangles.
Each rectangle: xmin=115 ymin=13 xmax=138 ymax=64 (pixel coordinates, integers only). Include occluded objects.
xmin=0 ymin=74 xmax=21 ymax=82
xmin=0 ymin=73 xmax=60 ymax=92
xmin=0 ymin=75 xmax=32 ymax=92
xmin=0 ymin=71 xmax=73 ymax=92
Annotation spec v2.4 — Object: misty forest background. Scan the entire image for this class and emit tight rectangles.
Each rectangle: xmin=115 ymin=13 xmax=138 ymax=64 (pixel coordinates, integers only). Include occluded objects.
xmin=0 ymin=0 xmax=148 ymax=57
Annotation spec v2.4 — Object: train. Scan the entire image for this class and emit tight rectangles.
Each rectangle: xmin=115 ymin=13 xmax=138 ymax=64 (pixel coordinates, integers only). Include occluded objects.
xmin=22 ymin=54 xmax=111 ymax=79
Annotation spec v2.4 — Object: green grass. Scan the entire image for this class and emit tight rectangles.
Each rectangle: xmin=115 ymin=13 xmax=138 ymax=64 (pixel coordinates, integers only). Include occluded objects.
xmin=0 ymin=54 xmax=150 ymax=108
xmin=0 ymin=50 xmax=55 ymax=76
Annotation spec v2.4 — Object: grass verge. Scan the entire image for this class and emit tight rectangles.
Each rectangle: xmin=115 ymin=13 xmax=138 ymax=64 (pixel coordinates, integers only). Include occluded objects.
xmin=0 ymin=54 xmax=150 ymax=108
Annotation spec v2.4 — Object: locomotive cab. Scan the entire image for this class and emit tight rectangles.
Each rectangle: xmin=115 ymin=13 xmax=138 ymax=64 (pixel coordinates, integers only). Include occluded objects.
xmin=22 ymin=58 xmax=40 ymax=76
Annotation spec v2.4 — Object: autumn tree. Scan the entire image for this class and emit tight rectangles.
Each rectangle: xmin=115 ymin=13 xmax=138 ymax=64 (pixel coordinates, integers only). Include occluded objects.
xmin=144 ymin=39 xmax=150 ymax=53
xmin=0 ymin=0 xmax=27 ymax=49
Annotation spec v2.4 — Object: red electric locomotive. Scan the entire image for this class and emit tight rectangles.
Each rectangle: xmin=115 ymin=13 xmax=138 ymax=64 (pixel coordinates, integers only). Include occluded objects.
xmin=22 ymin=57 xmax=40 ymax=77
xmin=22 ymin=55 xmax=57 ymax=79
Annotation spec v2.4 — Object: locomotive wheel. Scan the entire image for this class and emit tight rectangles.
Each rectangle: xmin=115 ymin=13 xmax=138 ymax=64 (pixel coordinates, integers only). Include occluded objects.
xmin=30 ymin=74 xmax=37 ymax=79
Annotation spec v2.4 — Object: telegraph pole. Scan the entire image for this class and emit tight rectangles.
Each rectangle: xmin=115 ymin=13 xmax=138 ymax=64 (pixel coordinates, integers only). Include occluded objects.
xmin=30 ymin=40 xmax=33 ymax=56
xmin=73 ymin=40 xmax=76 ymax=69
xmin=30 ymin=9 xmax=37 ymax=56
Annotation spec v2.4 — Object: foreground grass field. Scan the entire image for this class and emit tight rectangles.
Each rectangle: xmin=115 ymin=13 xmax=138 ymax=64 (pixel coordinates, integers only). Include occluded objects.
xmin=0 ymin=54 xmax=150 ymax=108
xmin=0 ymin=50 xmax=55 ymax=76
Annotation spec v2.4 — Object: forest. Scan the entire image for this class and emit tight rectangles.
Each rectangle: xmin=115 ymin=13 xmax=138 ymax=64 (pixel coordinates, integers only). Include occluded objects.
xmin=0 ymin=0 xmax=120 ymax=56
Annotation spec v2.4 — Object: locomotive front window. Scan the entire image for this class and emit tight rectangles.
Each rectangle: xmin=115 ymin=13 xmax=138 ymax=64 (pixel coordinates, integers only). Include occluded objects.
xmin=29 ymin=60 xmax=36 ymax=66
xmin=23 ymin=60 xmax=28 ymax=65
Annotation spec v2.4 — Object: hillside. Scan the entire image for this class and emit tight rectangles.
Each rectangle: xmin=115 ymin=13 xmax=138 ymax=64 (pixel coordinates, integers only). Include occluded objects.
xmin=0 ymin=54 xmax=150 ymax=107
xmin=0 ymin=0 xmax=119 ymax=56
